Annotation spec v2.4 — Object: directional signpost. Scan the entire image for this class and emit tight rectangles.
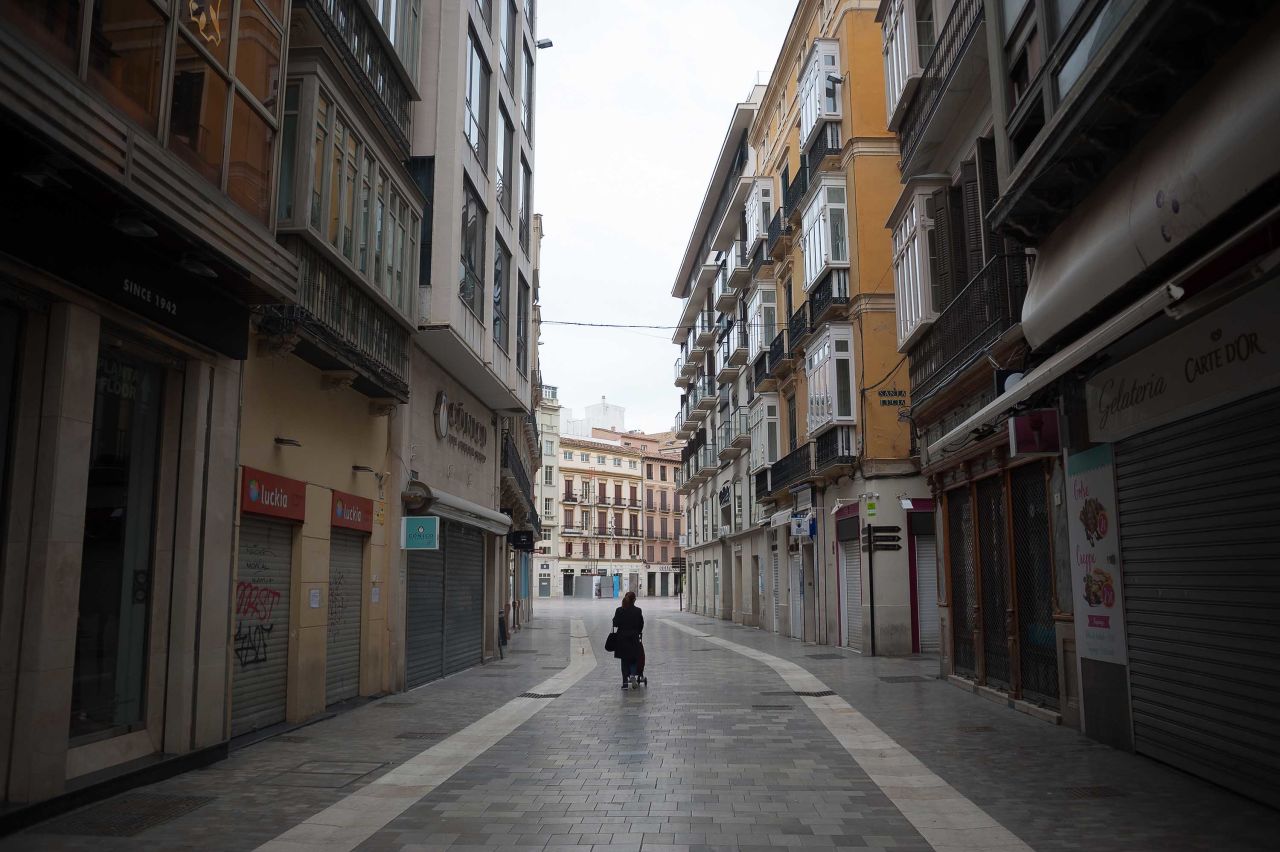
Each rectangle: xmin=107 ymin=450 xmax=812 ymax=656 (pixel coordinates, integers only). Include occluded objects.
xmin=863 ymin=524 xmax=902 ymax=553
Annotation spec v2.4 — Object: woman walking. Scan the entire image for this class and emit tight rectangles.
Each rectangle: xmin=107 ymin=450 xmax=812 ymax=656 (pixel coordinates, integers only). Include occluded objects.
xmin=612 ymin=591 xmax=644 ymax=689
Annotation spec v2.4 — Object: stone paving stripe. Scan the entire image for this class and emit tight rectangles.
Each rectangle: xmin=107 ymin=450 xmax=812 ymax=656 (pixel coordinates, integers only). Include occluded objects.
xmin=252 ymin=618 xmax=597 ymax=852
xmin=660 ymin=618 xmax=1034 ymax=852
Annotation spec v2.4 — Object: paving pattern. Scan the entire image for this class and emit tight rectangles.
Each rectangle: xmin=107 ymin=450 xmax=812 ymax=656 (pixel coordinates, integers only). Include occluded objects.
xmin=3 ymin=598 xmax=1278 ymax=851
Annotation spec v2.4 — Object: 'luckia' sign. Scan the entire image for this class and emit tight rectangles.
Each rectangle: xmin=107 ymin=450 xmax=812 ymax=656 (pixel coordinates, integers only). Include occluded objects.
xmin=1065 ymin=444 xmax=1127 ymax=665
xmin=1087 ymin=284 xmax=1279 ymax=441
xmin=241 ymin=467 xmax=306 ymax=522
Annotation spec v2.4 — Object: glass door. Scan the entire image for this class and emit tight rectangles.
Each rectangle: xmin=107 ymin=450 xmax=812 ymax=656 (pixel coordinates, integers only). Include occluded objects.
xmin=70 ymin=347 xmax=165 ymax=742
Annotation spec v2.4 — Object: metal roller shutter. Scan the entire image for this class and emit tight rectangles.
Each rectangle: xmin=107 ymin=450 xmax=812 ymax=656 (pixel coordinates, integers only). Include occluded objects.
xmin=976 ymin=476 xmax=1010 ymax=689
xmin=405 ymin=548 xmax=444 ymax=689
xmin=915 ymin=536 xmax=940 ymax=654
xmin=1116 ymin=387 xmax=1280 ymax=809
xmin=843 ymin=539 xmax=862 ymax=650
xmin=771 ymin=547 xmax=780 ymax=633
xmin=947 ymin=488 xmax=977 ymax=677
xmin=443 ymin=522 xmax=485 ymax=676
xmin=231 ymin=517 xmax=293 ymax=737
xmin=325 ymin=529 xmax=364 ymax=705
xmin=789 ymin=554 xmax=803 ymax=640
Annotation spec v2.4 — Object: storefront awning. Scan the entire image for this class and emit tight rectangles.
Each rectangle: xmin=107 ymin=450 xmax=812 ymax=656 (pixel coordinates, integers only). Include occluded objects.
xmin=769 ymin=509 xmax=792 ymax=528
xmin=404 ymin=481 xmax=512 ymax=535
xmin=926 ymin=280 xmax=1184 ymax=463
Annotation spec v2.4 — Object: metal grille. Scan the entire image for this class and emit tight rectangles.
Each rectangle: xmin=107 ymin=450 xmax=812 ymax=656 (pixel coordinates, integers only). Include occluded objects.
xmin=325 ymin=529 xmax=364 ymax=706
xmin=35 ymin=794 xmax=213 ymax=837
xmin=1010 ymin=463 xmax=1058 ymax=708
xmin=947 ymin=488 xmax=976 ymax=676
xmin=231 ymin=517 xmax=293 ymax=737
xmin=793 ymin=690 xmax=836 ymax=697
xmin=977 ymin=476 xmax=1010 ymax=689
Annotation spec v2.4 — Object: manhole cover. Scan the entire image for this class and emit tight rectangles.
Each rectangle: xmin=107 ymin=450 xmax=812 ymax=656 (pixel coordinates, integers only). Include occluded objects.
xmin=793 ymin=690 xmax=836 ymax=697
xmin=36 ymin=794 xmax=214 ymax=837
xmin=958 ymin=725 xmax=996 ymax=733
xmin=806 ymin=653 xmax=845 ymax=660
xmin=1066 ymin=786 xmax=1125 ymax=800
xmin=396 ymin=732 xmax=447 ymax=740
xmin=277 ymin=735 xmax=311 ymax=743
xmin=880 ymin=675 xmax=933 ymax=684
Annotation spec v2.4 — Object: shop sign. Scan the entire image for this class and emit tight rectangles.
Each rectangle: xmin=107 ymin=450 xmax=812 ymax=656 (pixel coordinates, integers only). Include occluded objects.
xmin=332 ymin=489 xmax=373 ymax=533
xmin=402 ymin=516 xmax=439 ymax=550
xmin=1087 ymin=284 xmax=1280 ymax=442
xmin=508 ymin=530 xmax=534 ymax=551
xmin=1065 ymin=444 xmax=1128 ymax=665
xmin=241 ymin=466 xmax=306 ymax=521
xmin=434 ymin=391 xmax=489 ymax=464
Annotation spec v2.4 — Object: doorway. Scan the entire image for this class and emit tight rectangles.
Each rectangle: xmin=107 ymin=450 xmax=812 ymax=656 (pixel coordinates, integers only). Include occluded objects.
xmin=647 ymin=572 xmax=656 ymax=597
xmin=562 ymin=573 xmax=574 ymax=596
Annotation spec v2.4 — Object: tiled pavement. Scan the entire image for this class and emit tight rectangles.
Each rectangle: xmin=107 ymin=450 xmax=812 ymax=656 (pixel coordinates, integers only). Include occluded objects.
xmin=3 ymin=598 xmax=1278 ymax=851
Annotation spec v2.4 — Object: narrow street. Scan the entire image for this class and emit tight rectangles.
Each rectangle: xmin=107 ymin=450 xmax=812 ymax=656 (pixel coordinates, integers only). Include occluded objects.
xmin=4 ymin=599 xmax=1276 ymax=852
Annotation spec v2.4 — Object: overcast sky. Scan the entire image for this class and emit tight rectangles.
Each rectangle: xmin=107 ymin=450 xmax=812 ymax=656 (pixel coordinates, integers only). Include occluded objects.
xmin=533 ymin=0 xmax=796 ymax=434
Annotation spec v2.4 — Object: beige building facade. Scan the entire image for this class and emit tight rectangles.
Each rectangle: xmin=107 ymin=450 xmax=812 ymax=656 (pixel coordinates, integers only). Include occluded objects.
xmin=556 ymin=436 xmax=644 ymax=597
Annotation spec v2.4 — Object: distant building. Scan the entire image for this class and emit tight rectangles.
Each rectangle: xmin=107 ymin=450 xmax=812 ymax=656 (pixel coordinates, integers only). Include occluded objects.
xmin=563 ymin=396 xmax=627 ymax=436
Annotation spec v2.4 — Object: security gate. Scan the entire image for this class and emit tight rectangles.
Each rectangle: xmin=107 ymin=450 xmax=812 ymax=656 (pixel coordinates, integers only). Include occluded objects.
xmin=947 ymin=488 xmax=977 ymax=677
xmin=1115 ymin=388 xmax=1280 ymax=809
xmin=789 ymin=554 xmax=803 ymax=640
xmin=976 ymin=476 xmax=1010 ymax=689
xmin=843 ymin=535 xmax=862 ymax=651
xmin=538 ymin=576 xmax=551 ymax=597
xmin=914 ymin=535 xmax=940 ymax=654
xmin=405 ymin=547 xmax=444 ymax=689
xmin=771 ymin=546 xmax=781 ymax=633
xmin=1009 ymin=465 xmax=1056 ymax=705
xmin=660 ymin=572 xmax=669 ymax=596
xmin=325 ymin=529 xmax=364 ymax=705
xmin=562 ymin=573 xmax=574 ymax=596
xmin=231 ymin=516 xmax=292 ymax=737
xmin=443 ymin=522 xmax=484 ymax=676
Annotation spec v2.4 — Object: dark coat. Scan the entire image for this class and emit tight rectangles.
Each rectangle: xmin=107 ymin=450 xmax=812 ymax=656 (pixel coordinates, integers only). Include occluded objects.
xmin=611 ymin=605 xmax=644 ymax=660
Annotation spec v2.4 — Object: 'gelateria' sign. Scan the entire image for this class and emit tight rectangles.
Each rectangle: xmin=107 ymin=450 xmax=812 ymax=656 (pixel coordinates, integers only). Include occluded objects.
xmin=434 ymin=392 xmax=488 ymax=463
xmin=1087 ymin=284 xmax=1279 ymax=442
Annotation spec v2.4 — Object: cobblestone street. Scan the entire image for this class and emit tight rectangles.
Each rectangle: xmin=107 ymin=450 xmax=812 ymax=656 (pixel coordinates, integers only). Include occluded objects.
xmin=4 ymin=599 xmax=1277 ymax=852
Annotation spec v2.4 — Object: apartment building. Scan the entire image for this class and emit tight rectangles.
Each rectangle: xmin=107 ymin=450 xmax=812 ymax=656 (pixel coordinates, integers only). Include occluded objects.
xmin=879 ymin=0 xmax=1279 ymax=806
xmin=591 ymin=428 xmax=685 ymax=598
xmin=556 ymin=436 xmax=645 ymax=597
xmin=533 ymin=382 xmax=562 ymax=596
xmin=674 ymin=0 xmax=927 ymax=647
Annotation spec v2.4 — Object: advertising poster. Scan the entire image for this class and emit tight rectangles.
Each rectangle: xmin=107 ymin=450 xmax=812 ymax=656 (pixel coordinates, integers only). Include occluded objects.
xmin=1065 ymin=444 xmax=1128 ymax=664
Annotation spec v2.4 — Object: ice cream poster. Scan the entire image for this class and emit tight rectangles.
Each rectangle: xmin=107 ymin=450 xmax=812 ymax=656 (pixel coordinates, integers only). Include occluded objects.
xmin=1065 ymin=444 xmax=1128 ymax=665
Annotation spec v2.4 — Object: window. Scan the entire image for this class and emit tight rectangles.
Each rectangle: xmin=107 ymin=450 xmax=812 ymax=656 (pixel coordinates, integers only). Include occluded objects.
xmin=277 ymin=85 xmax=299 ymax=221
xmin=615 ymin=542 xmax=622 ymax=559
xmin=786 ymin=393 xmax=798 ymax=451
xmin=647 ymin=546 xmax=655 ymax=562
xmin=660 ymin=517 xmax=668 ymax=539
xmin=88 ymin=0 xmax=168 ymax=133
xmin=543 ymin=496 xmax=553 ymax=517
xmin=801 ymin=182 xmax=849 ymax=289
xmin=579 ymin=452 xmax=589 ymax=461
xmin=645 ymin=463 xmax=653 ymax=479
xmin=750 ymin=395 xmax=780 ymax=470
xmin=544 ymin=439 xmax=554 ymax=456
xmin=565 ymin=541 xmax=573 ymax=557
xmin=660 ymin=465 xmax=668 ymax=482
xmin=746 ymin=179 xmax=774 ymax=249
xmin=563 ymin=449 xmax=573 ymax=460
xmin=798 ymin=39 xmax=841 ymax=146
xmin=460 ymin=180 xmax=486 ymax=318
xmin=806 ymin=329 xmax=856 ymax=433
xmin=660 ymin=492 xmax=668 ymax=512
xmin=597 ymin=455 xmax=606 ymax=465
xmin=518 ymin=158 xmax=533 ymax=250
xmin=497 ymin=109 xmax=514 ymax=218
xmin=891 ymin=183 xmax=946 ymax=348
xmin=543 ymin=467 xmax=553 ymax=486
xmin=517 ymin=275 xmax=530 ymax=374
xmin=464 ymin=30 xmax=490 ymax=168
xmin=660 ymin=546 xmax=668 ymax=562
xmin=521 ymin=43 xmax=534 ymax=138
xmin=598 ymin=542 xmax=605 ymax=558
xmin=493 ymin=237 xmax=511 ymax=350
xmin=500 ymin=0 xmax=517 ymax=83
xmin=882 ymin=0 xmax=936 ymax=123
xmin=358 ymin=154 xmax=374 ymax=271
xmin=748 ymin=286 xmax=777 ymax=360
xmin=629 ymin=460 xmax=638 ymax=470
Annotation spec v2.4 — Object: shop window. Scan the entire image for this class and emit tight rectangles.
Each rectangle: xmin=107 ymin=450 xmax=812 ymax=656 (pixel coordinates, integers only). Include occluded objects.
xmin=71 ymin=347 xmax=165 ymax=741
xmin=228 ymin=93 xmax=275 ymax=224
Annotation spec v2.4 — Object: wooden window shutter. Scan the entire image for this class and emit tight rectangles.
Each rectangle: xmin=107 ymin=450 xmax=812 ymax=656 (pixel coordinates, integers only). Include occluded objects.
xmin=976 ymin=137 xmax=1001 ymax=263
xmin=928 ymin=187 xmax=954 ymax=309
xmin=959 ymin=159 xmax=984 ymax=283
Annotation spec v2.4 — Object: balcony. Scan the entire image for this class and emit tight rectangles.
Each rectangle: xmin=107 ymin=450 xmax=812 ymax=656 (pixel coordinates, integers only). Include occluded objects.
xmin=501 ymin=430 xmax=534 ymax=512
xmin=749 ymin=241 xmax=774 ymax=280
xmin=562 ymin=526 xmax=585 ymax=536
xmin=697 ymin=255 xmax=720 ymax=292
xmin=753 ymin=350 xmax=778 ymax=394
xmin=805 ymin=122 xmax=842 ymax=164
xmin=718 ymin=409 xmax=749 ymax=460
xmin=694 ymin=311 xmax=717 ymax=349
xmin=897 ymin=0 xmax=986 ymax=177
xmin=754 ymin=468 xmax=772 ymax=504
xmin=768 ymin=329 xmax=792 ymax=377
xmin=788 ymin=303 xmax=812 ymax=354
xmin=814 ymin=425 xmax=857 ymax=474
xmin=908 ymin=253 xmax=1029 ymax=404
xmin=714 ymin=244 xmax=748 ymax=313
xmin=809 ymin=268 xmax=851 ymax=327
xmin=771 ymin=443 xmax=816 ymax=492
xmin=562 ymin=491 xmax=578 ymax=504
xmin=784 ymin=162 xmax=810 ymax=225
xmin=767 ymin=209 xmax=791 ymax=259
xmin=673 ymin=356 xmax=694 ymax=388
xmin=717 ymin=326 xmax=746 ymax=384
xmin=540 ymin=384 xmax=558 ymax=401
xmin=694 ymin=380 xmax=717 ymax=412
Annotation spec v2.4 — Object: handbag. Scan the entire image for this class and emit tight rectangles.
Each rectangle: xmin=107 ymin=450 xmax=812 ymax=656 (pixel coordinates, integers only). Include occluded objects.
xmin=604 ymin=631 xmax=618 ymax=652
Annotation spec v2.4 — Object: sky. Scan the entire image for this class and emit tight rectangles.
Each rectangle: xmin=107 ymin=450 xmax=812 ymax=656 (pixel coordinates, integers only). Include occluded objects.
xmin=533 ymin=0 xmax=798 ymax=434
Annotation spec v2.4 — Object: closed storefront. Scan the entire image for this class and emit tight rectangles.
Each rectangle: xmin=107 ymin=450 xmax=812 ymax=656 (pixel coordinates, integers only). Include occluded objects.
xmin=444 ymin=522 xmax=485 ymax=676
xmin=840 ymin=517 xmax=862 ymax=650
xmin=912 ymin=520 xmax=941 ymax=655
xmin=789 ymin=553 xmax=803 ymax=640
xmin=232 ymin=513 xmax=296 ymax=737
xmin=325 ymin=530 xmax=364 ymax=706
xmin=405 ymin=548 xmax=445 ymax=689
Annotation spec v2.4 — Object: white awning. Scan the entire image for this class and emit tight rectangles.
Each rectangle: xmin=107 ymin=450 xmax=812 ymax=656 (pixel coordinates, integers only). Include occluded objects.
xmin=926 ymin=280 xmax=1184 ymax=463
xmin=422 ymin=484 xmax=512 ymax=535
xmin=770 ymin=509 xmax=792 ymax=528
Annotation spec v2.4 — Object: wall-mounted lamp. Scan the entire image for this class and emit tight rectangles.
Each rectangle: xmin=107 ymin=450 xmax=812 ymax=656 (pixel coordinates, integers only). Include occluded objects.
xmin=274 ymin=437 xmax=301 ymax=447
xmin=352 ymin=465 xmax=375 ymax=473
xmin=179 ymin=253 xmax=218 ymax=279
xmin=899 ymin=497 xmax=914 ymax=510
xmin=826 ymin=74 xmax=845 ymax=86
xmin=536 ymin=38 xmax=553 ymax=48
xmin=112 ymin=214 xmax=158 ymax=239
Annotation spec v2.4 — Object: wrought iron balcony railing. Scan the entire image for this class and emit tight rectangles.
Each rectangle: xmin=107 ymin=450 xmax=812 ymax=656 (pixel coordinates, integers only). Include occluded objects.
xmin=501 ymin=430 xmax=532 ymax=505
xmin=788 ymin=303 xmax=811 ymax=353
xmin=768 ymin=329 xmax=789 ymax=376
xmin=754 ymin=467 xmax=771 ymax=502
xmin=785 ymin=161 xmax=810 ymax=220
xmin=815 ymin=425 xmax=857 ymax=471
xmin=752 ymin=351 xmax=771 ymax=390
xmin=767 ymin=209 xmax=788 ymax=257
xmin=897 ymin=0 xmax=984 ymax=173
xmin=771 ymin=443 xmax=815 ymax=492
xmin=908 ymin=252 xmax=1030 ymax=403
xmin=810 ymin=267 xmax=850 ymax=325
